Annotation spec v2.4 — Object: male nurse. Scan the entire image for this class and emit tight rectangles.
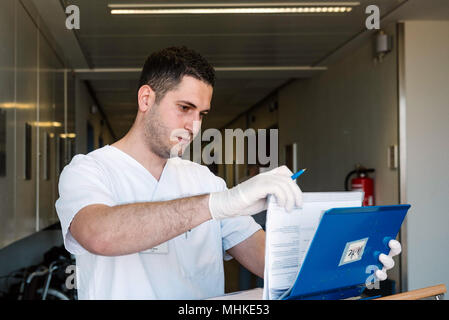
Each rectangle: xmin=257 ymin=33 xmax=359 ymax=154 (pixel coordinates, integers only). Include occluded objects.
xmin=55 ymin=46 xmax=397 ymax=299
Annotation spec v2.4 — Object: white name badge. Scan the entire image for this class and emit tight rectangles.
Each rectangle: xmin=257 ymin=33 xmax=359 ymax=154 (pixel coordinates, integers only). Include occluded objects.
xmin=140 ymin=242 xmax=169 ymax=254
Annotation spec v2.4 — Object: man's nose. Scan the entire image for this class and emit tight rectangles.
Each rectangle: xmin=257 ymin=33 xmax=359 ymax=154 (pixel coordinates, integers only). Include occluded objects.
xmin=184 ymin=117 xmax=201 ymax=137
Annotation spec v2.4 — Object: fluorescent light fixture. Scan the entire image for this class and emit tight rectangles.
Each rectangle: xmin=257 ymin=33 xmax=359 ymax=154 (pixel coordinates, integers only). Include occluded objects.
xmin=111 ymin=7 xmax=354 ymax=14
xmin=29 ymin=121 xmax=62 ymax=128
xmin=60 ymin=133 xmax=76 ymax=139
xmin=109 ymin=2 xmax=359 ymax=15
xmin=0 ymin=103 xmax=35 ymax=110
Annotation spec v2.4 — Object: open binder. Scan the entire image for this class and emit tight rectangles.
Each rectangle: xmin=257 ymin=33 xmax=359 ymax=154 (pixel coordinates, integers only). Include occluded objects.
xmin=270 ymin=204 xmax=410 ymax=300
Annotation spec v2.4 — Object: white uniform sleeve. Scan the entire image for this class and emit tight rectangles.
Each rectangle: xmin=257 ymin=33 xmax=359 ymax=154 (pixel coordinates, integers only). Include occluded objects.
xmin=213 ymin=176 xmax=262 ymax=261
xmin=55 ymin=155 xmax=116 ymax=255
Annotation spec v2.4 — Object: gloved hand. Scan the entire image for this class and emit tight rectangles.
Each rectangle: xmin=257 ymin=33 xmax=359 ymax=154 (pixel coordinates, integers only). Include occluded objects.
xmin=375 ymin=239 xmax=402 ymax=281
xmin=209 ymin=165 xmax=303 ymax=220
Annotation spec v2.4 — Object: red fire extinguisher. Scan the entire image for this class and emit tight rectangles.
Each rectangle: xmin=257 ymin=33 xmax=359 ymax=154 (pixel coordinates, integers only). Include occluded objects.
xmin=345 ymin=165 xmax=375 ymax=206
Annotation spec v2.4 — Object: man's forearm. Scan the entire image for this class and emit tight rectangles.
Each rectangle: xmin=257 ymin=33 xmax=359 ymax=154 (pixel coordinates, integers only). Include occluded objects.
xmin=71 ymin=194 xmax=212 ymax=256
xmin=226 ymin=229 xmax=265 ymax=278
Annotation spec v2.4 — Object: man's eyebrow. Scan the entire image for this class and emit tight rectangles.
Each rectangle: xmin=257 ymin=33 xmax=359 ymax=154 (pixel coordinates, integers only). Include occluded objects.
xmin=177 ymin=100 xmax=210 ymax=113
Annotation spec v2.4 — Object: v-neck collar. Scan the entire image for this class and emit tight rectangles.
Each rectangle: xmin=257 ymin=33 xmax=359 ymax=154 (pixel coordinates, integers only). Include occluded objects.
xmin=107 ymin=145 xmax=169 ymax=184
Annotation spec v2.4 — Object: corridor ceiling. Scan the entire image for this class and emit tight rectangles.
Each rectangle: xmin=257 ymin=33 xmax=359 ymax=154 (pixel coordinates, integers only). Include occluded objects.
xmin=34 ymin=0 xmax=449 ymax=138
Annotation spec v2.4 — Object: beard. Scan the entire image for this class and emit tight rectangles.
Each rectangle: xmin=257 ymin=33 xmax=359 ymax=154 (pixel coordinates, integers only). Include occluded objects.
xmin=143 ymin=106 xmax=191 ymax=159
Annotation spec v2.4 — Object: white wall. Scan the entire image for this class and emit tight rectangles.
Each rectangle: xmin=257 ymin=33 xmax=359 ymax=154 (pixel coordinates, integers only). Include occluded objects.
xmin=278 ymin=22 xmax=399 ymax=206
xmin=403 ymin=21 xmax=449 ymax=294
xmin=277 ymin=21 xmax=402 ymax=290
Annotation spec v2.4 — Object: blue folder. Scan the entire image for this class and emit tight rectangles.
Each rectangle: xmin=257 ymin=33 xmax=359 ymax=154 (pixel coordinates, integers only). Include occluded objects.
xmin=282 ymin=204 xmax=411 ymax=300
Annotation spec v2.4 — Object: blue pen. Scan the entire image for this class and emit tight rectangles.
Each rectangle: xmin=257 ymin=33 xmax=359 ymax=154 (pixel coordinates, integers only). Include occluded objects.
xmin=291 ymin=168 xmax=307 ymax=180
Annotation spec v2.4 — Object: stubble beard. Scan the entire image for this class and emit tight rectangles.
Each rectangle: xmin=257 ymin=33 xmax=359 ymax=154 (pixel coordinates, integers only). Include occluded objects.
xmin=143 ymin=107 xmax=173 ymax=159
xmin=144 ymin=106 xmax=189 ymax=159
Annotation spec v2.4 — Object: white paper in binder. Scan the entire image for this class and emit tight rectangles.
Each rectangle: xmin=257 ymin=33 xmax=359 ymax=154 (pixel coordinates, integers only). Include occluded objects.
xmin=263 ymin=191 xmax=363 ymax=300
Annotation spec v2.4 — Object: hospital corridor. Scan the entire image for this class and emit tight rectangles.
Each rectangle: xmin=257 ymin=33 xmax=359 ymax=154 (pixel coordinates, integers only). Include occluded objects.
xmin=0 ymin=0 xmax=448 ymax=305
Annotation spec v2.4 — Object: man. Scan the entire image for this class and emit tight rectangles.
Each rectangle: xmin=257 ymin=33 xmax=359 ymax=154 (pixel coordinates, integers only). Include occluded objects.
xmin=55 ymin=46 xmax=396 ymax=300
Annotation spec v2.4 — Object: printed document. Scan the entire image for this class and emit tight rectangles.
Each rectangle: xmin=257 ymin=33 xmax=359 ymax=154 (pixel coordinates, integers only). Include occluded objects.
xmin=263 ymin=192 xmax=363 ymax=300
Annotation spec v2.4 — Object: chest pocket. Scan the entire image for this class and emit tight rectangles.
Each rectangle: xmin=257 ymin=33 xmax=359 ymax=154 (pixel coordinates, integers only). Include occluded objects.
xmin=173 ymin=220 xmax=223 ymax=279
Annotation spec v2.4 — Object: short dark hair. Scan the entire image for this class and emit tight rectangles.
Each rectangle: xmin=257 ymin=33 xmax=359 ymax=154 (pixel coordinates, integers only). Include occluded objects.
xmin=138 ymin=46 xmax=215 ymax=104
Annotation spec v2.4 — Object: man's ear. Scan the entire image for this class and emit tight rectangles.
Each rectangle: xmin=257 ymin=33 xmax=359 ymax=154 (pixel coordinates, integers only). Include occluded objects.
xmin=137 ymin=85 xmax=156 ymax=112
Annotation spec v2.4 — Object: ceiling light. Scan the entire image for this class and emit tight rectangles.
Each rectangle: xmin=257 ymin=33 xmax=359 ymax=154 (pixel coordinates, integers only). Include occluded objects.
xmin=108 ymin=2 xmax=360 ymax=8
xmin=0 ymin=103 xmax=35 ymax=110
xmin=109 ymin=2 xmax=358 ymax=15
xmin=110 ymin=7 xmax=354 ymax=15
xmin=29 ymin=121 xmax=62 ymax=128
xmin=60 ymin=133 xmax=76 ymax=139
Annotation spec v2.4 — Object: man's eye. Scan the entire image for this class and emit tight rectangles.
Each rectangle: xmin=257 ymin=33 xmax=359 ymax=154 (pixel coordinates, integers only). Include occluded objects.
xmin=180 ymin=105 xmax=189 ymax=111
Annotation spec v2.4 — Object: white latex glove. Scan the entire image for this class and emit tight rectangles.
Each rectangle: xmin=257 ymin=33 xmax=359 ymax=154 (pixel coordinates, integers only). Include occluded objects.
xmin=209 ymin=165 xmax=303 ymax=220
xmin=375 ymin=239 xmax=402 ymax=281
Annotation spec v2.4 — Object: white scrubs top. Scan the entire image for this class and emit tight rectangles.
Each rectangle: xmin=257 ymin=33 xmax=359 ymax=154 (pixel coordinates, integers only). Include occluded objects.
xmin=55 ymin=145 xmax=261 ymax=300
